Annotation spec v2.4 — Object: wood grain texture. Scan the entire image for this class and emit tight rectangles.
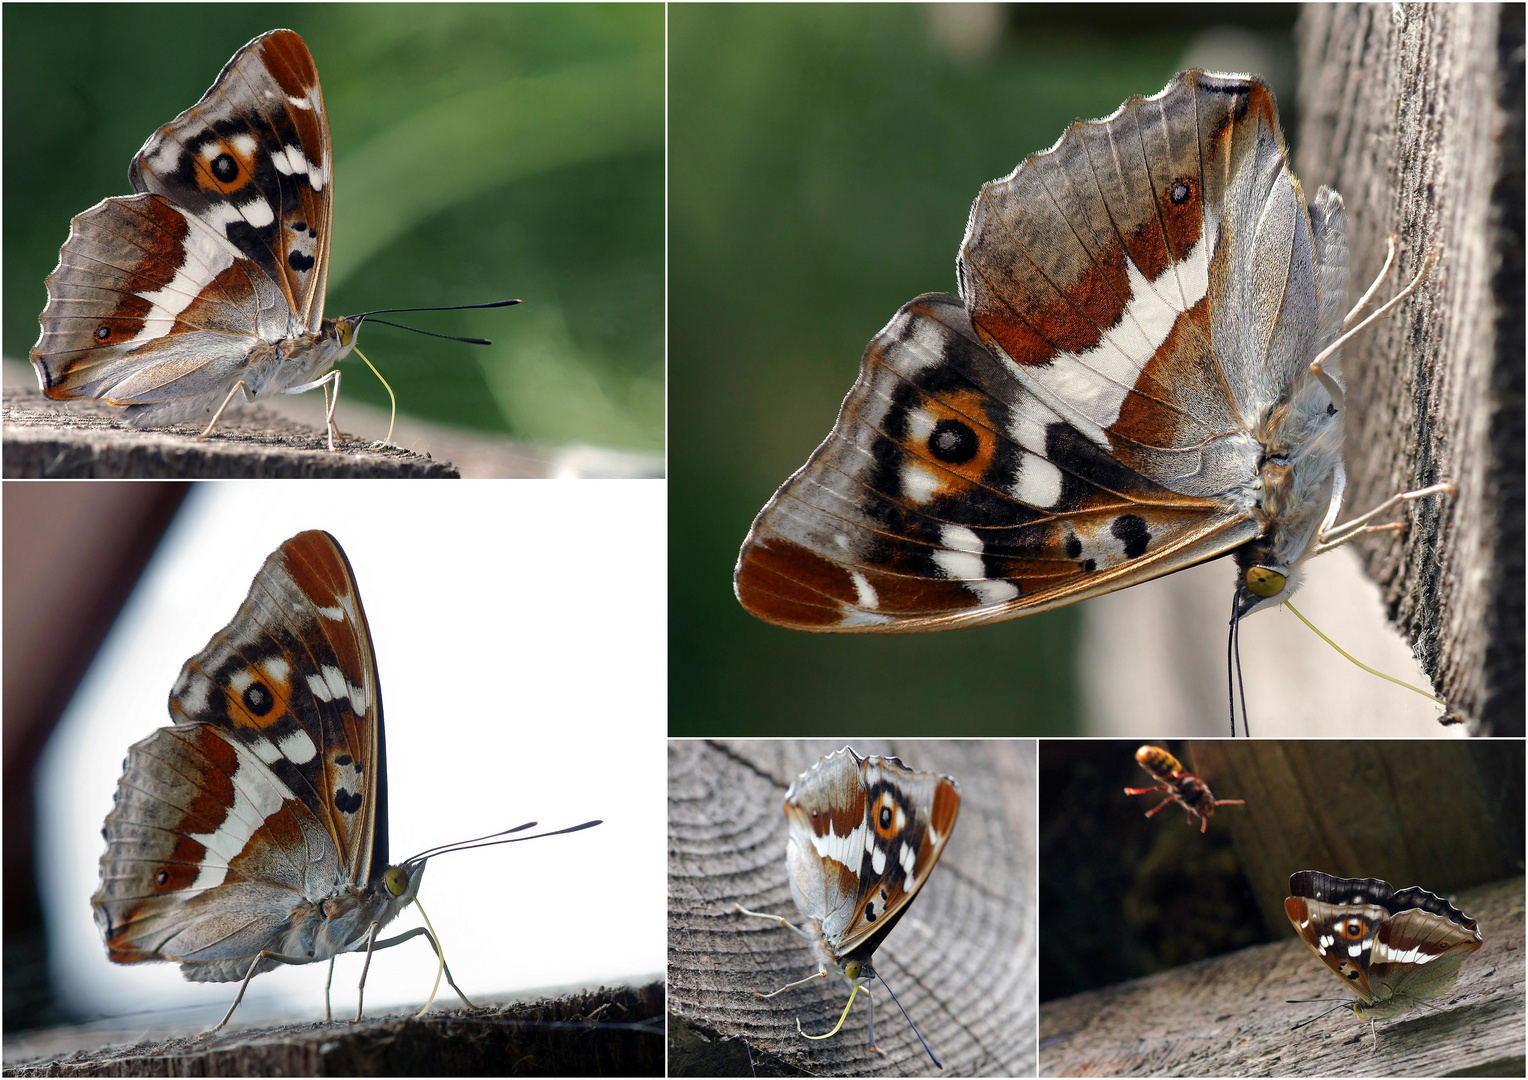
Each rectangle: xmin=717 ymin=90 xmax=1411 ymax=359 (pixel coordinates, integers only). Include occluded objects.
xmin=668 ymin=739 xmax=1036 ymax=1077
xmin=2 ymin=387 xmax=458 ymax=478
xmin=1039 ymin=876 xmax=1523 ymax=1077
xmin=1296 ymin=4 xmax=1524 ymax=734
xmin=1 ymin=983 xmax=664 ymax=1077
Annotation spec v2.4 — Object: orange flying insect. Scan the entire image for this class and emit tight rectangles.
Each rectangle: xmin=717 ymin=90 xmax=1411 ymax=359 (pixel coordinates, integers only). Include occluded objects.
xmin=1124 ymin=745 xmax=1244 ymax=833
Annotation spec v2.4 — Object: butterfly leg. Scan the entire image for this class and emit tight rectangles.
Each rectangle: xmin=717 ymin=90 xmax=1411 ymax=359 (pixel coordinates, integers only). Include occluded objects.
xmin=863 ymin=983 xmax=888 ymax=1059
xmin=280 ymin=369 xmax=344 ymax=451
xmin=1311 ymin=482 xmax=1455 ymax=554
xmin=1341 ymin=235 xmax=1400 ymax=330
xmin=354 ymin=919 xmax=382 ymax=1022
xmin=756 ymin=969 xmax=829 ymax=999
xmin=734 ymin=902 xmax=816 ymax=943
xmin=1308 ymin=246 xmax=1435 ymax=412
xmin=208 ymin=947 xmax=322 ymax=1033
xmin=324 ymin=956 xmax=336 ymax=1022
xmin=366 ymin=924 xmax=482 ymax=1017
xmin=197 ymin=380 xmax=254 ymax=442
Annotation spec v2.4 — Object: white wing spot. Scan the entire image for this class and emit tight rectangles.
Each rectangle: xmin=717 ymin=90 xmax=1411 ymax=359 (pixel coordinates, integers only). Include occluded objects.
xmin=897 ymin=841 xmax=917 ymax=891
xmin=902 ymin=462 xmax=941 ymax=504
xmin=850 ymin=571 xmax=879 ymax=609
xmin=934 ymin=524 xmax=1018 ymax=607
xmin=1014 ymin=453 xmax=1063 ymax=508
xmin=278 ymin=727 xmax=318 ymax=764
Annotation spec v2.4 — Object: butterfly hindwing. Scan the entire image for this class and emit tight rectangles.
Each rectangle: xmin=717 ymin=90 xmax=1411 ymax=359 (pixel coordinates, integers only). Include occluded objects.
xmin=93 ymin=721 xmax=344 ymax=978
xmin=736 ymin=292 xmax=1260 ymax=631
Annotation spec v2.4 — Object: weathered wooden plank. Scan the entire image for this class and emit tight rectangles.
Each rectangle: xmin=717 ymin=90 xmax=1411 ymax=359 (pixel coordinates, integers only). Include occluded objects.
xmin=3 ymin=388 xmax=457 ymax=479
xmin=2 ymin=982 xmax=664 ymax=1077
xmin=1039 ymin=876 xmax=1523 ymax=1077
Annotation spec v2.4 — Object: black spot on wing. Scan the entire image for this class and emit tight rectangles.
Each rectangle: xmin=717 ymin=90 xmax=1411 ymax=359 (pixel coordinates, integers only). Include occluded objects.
xmin=1111 ymin=514 xmax=1151 ymax=558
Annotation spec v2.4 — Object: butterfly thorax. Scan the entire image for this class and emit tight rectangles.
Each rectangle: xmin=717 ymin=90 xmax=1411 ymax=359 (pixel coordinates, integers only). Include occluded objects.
xmin=1232 ymin=376 xmax=1346 ymax=613
xmin=251 ymin=859 xmax=423 ymax=978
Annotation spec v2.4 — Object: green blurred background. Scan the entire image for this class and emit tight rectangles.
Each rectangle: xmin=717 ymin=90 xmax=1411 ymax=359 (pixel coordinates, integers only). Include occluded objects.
xmin=4 ymin=4 xmax=663 ymax=453
xmin=669 ymin=5 xmax=1298 ymax=736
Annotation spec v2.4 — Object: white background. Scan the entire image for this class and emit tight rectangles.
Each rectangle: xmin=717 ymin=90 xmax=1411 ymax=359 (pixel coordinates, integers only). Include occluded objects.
xmin=36 ymin=480 xmax=666 ymax=1028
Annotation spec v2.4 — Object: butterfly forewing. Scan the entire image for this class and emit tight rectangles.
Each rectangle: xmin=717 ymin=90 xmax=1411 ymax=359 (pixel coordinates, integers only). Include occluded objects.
xmin=130 ymin=28 xmax=332 ymax=329
xmin=166 ymin=531 xmax=382 ymax=886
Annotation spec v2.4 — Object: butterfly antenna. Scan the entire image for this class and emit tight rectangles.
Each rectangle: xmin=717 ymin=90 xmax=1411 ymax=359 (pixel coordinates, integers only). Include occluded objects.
xmin=354 ymin=299 xmax=521 ymax=345
xmin=404 ymin=820 xmax=600 ymax=864
xmin=874 ymin=970 xmax=942 ymax=1069
xmin=1226 ymin=593 xmax=1250 ymax=737
xmin=1287 ymin=999 xmax=1357 ymax=1030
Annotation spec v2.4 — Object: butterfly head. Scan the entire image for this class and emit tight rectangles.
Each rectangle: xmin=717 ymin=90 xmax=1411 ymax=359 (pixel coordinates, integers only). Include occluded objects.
xmin=1234 ymin=556 xmax=1302 ymax=617
xmin=321 ymin=315 xmax=365 ymax=363
xmin=838 ymin=956 xmax=872 ymax=990
xmin=382 ymin=859 xmax=428 ymax=906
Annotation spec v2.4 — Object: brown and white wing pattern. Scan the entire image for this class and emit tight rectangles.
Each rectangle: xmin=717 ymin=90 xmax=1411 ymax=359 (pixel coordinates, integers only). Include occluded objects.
xmin=736 ymin=70 xmax=1352 ymax=631
xmin=1284 ymin=871 xmax=1482 ymax=1017
xmin=783 ymin=748 xmax=960 ymax=963
xmin=92 ymin=531 xmax=384 ymax=980
xmin=31 ymin=30 xmax=332 ymax=421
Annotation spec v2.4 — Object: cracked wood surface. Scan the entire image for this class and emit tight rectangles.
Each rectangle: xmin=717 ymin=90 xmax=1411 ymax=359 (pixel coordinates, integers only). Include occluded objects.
xmin=667 ymin=739 xmax=1036 ymax=1077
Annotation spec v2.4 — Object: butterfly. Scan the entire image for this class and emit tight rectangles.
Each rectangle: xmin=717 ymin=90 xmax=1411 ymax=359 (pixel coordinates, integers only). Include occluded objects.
xmin=28 ymin=29 xmax=511 ymax=452
xmin=735 ymin=747 xmax=959 ymax=1067
xmin=732 ymin=70 xmax=1449 ymax=731
xmin=1284 ymin=871 xmax=1483 ymax=1051
xmin=1123 ymin=744 xmax=1244 ymax=833
xmin=91 ymin=530 xmax=599 ymax=1031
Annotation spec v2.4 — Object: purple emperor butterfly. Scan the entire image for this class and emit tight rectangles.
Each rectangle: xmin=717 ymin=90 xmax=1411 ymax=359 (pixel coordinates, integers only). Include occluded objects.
xmin=31 ymin=30 xmax=512 ymax=450
xmin=736 ymin=747 xmax=960 ymax=1067
xmin=1284 ymin=870 xmax=1482 ymax=1051
xmin=734 ymin=70 xmax=1448 ymax=730
xmin=92 ymin=530 xmax=598 ymax=1030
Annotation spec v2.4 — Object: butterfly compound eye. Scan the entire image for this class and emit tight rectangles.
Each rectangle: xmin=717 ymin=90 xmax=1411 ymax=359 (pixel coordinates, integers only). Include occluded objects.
xmin=845 ymin=960 xmax=862 ymax=980
xmin=384 ymin=866 xmax=409 ymax=896
xmin=1244 ymin=565 xmax=1286 ymax=597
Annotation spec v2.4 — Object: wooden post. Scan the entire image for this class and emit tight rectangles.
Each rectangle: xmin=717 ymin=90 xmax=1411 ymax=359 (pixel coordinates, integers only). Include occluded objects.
xmin=1297 ymin=4 xmax=1524 ymax=734
xmin=668 ymin=739 xmax=1036 ymax=1076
